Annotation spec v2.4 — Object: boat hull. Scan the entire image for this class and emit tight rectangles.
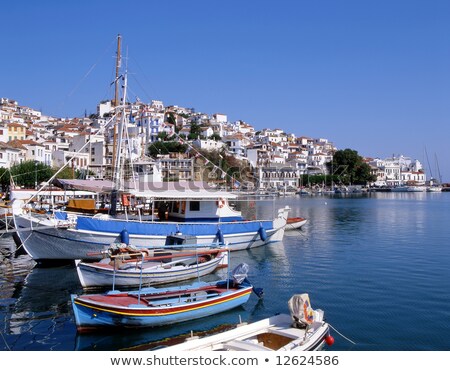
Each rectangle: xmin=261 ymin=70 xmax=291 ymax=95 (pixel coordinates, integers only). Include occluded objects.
xmin=76 ymin=253 xmax=226 ymax=288
xmin=157 ymin=313 xmax=330 ymax=351
xmin=71 ymin=282 xmax=253 ymax=332
xmin=285 ymin=218 xmax=307 ymax=230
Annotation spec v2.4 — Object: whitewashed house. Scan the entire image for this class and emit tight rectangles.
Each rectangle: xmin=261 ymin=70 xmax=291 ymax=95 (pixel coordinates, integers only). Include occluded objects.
xmin=0 ymin=142 xmax=23 ymax=168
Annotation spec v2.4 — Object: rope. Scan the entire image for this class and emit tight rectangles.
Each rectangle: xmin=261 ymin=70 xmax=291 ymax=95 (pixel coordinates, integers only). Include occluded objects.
xmin=0 ymin=330 xmax=11 ymax=351
xmin=328 ymin=323 xmax=357 ymax=345
xmin=63 ymin=37 xmax=117 ymax=102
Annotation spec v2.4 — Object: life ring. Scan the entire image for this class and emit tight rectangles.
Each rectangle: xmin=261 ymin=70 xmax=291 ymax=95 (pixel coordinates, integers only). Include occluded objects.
xmin=216 ymin=198 xmax=225 ymax=208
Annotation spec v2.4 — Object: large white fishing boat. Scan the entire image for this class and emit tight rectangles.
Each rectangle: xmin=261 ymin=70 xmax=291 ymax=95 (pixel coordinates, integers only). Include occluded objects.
xmin=12 ymin=189 xmax=289 ymax=262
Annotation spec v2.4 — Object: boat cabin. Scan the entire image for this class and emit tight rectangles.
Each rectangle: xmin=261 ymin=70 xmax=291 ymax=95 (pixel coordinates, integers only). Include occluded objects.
xmin=160 ymin=199 xmax=243 ymax=222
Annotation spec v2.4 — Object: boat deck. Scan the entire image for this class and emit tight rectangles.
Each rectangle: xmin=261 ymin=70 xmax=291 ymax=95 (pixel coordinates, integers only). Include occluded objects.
xmin=77 ymin=286 xmax=231 ymax=308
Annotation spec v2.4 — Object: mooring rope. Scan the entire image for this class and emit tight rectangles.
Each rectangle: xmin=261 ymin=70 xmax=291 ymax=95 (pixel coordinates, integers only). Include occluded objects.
xmin=329 ymin=323 xmax=357 ymax=345
xmin=0 ymin=329 xmax=11 ymax=351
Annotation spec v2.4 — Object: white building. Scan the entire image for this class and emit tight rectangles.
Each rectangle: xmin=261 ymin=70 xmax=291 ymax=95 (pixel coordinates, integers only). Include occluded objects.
xmin=17 ymin=140 xmax=51 ymax=166
xmin=52 ymin=150 xmax=90 ymax=172
xmin=136 ymin=111 xmax=165 ymax=143
xmin=369 ymin=156 xmax=426 ymax=186
xmin=0 ymin=142 xmax=22 ymax=168
xmin=223 ymin=134 xmax=250 ymax=159
xmin=0 ymin=123 xmax=8 ymax=143
xmin=246 ymin=144 xmax=271 ymax=168
xmin=192 ymin=139 xmax=225 ymax=151
xmin=257 ymin=165 xmax=299 ymax=190
xmin=156 ymin=155 xmax=194 ymax=181
xmin=97 ymin=101 xmax=113 ymax=118
xmin=212 ymin=113 xmax=227 ymax=123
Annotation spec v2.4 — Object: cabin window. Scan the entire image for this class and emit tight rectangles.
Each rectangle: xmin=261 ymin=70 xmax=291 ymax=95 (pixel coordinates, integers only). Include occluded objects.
xmin=181 ymin=201 xmax=186 ymax=215
xmin=190 ymin=201 xmax=200 ymax=211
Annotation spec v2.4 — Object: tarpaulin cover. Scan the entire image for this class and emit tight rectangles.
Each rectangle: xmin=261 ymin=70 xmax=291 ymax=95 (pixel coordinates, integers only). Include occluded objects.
xmin=76 ymin=216 xmax=273 ymax=236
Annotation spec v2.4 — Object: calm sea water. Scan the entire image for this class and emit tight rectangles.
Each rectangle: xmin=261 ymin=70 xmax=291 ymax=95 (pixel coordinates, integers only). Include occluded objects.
xmin=1 ymin=192 xmax=450 ymax=351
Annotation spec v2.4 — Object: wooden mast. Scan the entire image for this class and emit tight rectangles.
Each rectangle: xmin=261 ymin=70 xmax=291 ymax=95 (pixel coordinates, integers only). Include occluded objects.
xmin=113 ymin=34 xmax=122 ymax=107
xmin=110 ymin=34 xmax=121 ymax=215
xmin=112 ymin=34 xmax=122 ymax=175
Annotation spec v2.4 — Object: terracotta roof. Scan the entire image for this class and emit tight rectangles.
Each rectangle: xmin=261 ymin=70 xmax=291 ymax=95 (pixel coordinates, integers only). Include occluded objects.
xmin=9 ymin=139 xmax=44 ymax=148
xmin=7 ymin=122 xmax=26 ymax=128
xmin=0 ymin=142 xmax=22 ymax=151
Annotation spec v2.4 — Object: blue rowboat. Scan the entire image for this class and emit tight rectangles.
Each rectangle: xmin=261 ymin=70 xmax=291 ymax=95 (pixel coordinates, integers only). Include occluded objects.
xmin=71 ymin=263 xmax=258 ymax=332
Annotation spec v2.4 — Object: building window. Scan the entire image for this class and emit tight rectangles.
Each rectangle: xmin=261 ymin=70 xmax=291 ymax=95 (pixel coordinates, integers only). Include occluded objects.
xmin=189 ymin=201 xmax=200 ymax=211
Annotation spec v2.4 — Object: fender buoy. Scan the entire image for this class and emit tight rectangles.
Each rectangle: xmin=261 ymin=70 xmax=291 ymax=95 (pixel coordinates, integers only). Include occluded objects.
xmin=325 ymin=334 xmax=335 ymax=346
xmin=258 ymin=226 xmax=268 ymax=241
xmin=120 ymin=229 xmax=130 ymax=245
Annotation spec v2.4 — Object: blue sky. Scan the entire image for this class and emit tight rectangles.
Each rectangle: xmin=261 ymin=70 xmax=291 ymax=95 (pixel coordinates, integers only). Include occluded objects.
xmin=2 ymin=0 xmax=450 ymax=181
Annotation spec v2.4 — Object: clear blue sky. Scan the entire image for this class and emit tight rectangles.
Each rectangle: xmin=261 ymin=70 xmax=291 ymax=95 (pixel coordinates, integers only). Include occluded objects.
xmin=2 ymin=0 xmax=450 ymax=181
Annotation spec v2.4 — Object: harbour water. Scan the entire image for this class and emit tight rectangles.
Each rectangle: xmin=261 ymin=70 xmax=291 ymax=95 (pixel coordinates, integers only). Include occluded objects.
xmin=1 ymin=192 xmax=450 ymax=351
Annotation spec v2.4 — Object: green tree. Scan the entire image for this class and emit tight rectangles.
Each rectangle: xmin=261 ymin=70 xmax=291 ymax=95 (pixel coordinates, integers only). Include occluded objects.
xmin=195 ymin=149 xmax=252 ymax=187
xmin=157 ymin=132 xmax=169 ymax=141
xmin=327 ymin=149 xmax=376 ymax=185
xmin=0 ymin=167 xmax=11 ymax=193
xmin=9 ymin=160 xmax=54 ymax=188
xmin=166 ymin=113 xmax=176 ymax=126
xmin=55 ymin=166 xmax=83 ymax=179
xmin=147 ymin=141 xmax=188 ymax=158
xmin=188 ymin=122 xmax=203 ymax=140
xmin=209 ymin=133 xmax=222 ymax=141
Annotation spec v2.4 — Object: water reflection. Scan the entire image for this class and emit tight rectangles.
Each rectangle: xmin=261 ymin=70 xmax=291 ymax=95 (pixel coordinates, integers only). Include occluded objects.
xmin=75 ymin=306 xmax=250 ymax=351
xmin=2 ymin=193 xmax=450 ymax=350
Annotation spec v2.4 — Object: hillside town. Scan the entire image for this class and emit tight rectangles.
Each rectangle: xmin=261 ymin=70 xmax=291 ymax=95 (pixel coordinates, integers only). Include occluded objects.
xmin=0 ymin=96 xmax=429 ymax=192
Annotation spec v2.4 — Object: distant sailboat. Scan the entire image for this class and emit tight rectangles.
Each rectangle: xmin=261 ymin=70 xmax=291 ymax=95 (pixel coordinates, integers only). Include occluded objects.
xmin=425 ymin=147 xmax=442 ymax=192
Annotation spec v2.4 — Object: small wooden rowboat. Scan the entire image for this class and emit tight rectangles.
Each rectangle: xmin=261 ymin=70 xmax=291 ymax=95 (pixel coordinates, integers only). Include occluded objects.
xmin=75 ymin=248 xmax=228 ymax=289
xmin=285 ymin=217 xmax=307 ymax=230
xmin=71 ymin=263 xmax=259 ymax=332
xmin=158 ymin=293 xmax=334 ymax=351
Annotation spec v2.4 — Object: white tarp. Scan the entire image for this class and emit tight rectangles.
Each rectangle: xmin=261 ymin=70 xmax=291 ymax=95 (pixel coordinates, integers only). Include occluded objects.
xmin=54 ymin=179 xmax=237 ymax=200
